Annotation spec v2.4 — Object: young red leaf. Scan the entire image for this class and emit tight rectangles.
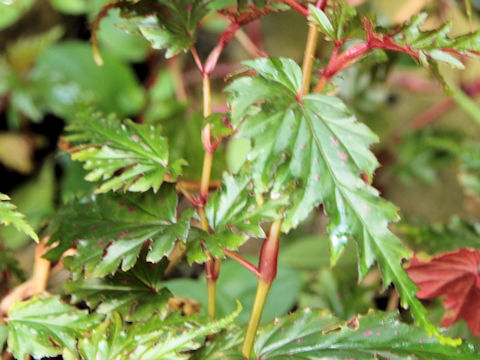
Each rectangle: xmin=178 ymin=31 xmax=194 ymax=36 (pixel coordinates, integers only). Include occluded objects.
xmin=406 ymin=248 xmax=480 ymax=336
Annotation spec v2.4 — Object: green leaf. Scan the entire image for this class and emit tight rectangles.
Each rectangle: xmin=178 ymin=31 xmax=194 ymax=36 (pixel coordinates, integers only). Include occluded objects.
xmin=114 ymin=0 xmax=208 ymax=58
xmin=420 ymin=135 xmax=480 ymax=201
xmin=79 ymin=303 xmax=241 ymax=360
xmin=165 ymin=259 xmax=302 ymax=325
xmin=47 ymin=186 xmax=193 ymax=277
xmin=0 ymin=160 xmax=54 ymax=249
xmin=65 ymin=109 xmax=186 ymax=194
xmin=254 ymin=309 xmax=478 ymax=359
xmin=398 ymin=216 xmax=480 ymax=254
xmin=190 ymin=329 xmax=244 ymax=359
xmin=0 ymin=192 xmax=37 ymax=242
xmin=449 ymin=82 xmax=480 ymax=125
xmin=137 ymin=302 xmax=241 ymax=360
xmin=309 ymin=3 xmax=362 ymax=42
xmin=309 ymin=5 xmax=335 ymax=40
xmin=7 ymin=296 xmax=101 ymax=359
xmin=0 ymin=324 xmax=7 ymax=351
xmin=65 ymin=258 xmax=172 ymax=321
xmin=389 ymin=129 xmax=458 ymax=185
xmin=389 ymin=13 xmax=480 ymax=69
xmin=0 ymin=248 xmax=25 ymax=281
xmin=187 ymin=173 xmax=286 ymax=264
xmin=36 ymin=41 xmax=145 ymax=117
xmin=203 ymin=113 xmax=234 ymax=139
xmin=96 ymin=9 xmax=149 ymax=62
xmin=78 ymin=312 xmax=129 ymax=360
xmin=227 ymin=57 xmax=450 ymax=343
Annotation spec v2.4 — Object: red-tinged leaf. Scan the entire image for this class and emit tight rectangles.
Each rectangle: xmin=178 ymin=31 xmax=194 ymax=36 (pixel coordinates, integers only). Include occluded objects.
xmin=406 ymin=248 xmax=480 ymax=336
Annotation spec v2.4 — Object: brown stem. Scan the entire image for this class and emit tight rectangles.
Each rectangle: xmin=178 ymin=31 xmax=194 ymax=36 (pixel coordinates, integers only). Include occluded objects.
xmin=0 ymin=240 xmax=51 ymax=318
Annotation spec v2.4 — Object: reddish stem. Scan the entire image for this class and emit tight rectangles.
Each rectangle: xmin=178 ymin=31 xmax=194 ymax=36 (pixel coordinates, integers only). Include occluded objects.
xmin=274 ymin=0 xmax=309 ymax=17
xmin=315 ymin=0 xmax=327 ymax=10
xmin=222 ymin=249 xmax=260 ymax=276
xmin=205 ymin=23 xmax=240 ymax=75
xmin=190 ymin=46 xmax=204 ymax=73
xmin=257 ymin=220 xmax=282 ymax=283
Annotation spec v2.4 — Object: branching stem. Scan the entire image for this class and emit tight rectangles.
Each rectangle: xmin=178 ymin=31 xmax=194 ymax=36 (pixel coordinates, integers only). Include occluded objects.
xmin=242 ymin=219 xmax=282 ymax=359
xmin=222 ymin=249 xmax=260 ymax=276
xmin=241 ymin=11 xmax=322 ymax=355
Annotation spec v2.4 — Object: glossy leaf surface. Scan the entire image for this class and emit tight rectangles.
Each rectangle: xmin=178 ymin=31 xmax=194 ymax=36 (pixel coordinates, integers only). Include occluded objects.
xmin=79 ymin=303 xmax=241 ymax=360
xmin=7 ymin=296 xmax=101 ymax=360
xmin=47 ymin=186 xmax=193 ymax=277
xmin=187 ymin=173 xmax=286 ymax=264
xmin=65 ymin=109 xmax=185 ymax=194
xmin=255 ymin=309 xmax=478 ymax=359
xmin=227 ymin=57 xmax=447 ymax=342
xmin=65 ymin=259 xmax=171 ymax=321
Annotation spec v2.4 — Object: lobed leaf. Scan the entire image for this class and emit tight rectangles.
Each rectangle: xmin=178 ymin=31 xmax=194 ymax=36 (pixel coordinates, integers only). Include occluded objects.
xmin=254 ymin=308 xmax=478 ymax=359
xmin=398 ymin=216 xmax=480 ymax=254
xmin=79 ymin=302 xmax=241 ymax=360
xmin=106 ymin=0 xmax=208 ymax=59
xmin=7 ymin=296 xmax=101 ymax=359
xmin=187 ymin=173 xmax=287 ymax=264
xmin=406 ymin=248 xmax=480 ymax=337
xmin=65 ymin=258 xmax=171 ymax=321
xmin=46 ymin=186 xmax=193 ymax=277
xmin=65 ymin=109 xmax=185 ymax=194
xmin=0 ymin=192 xmax=38 ymax=242
xmin=227 ymin=57 xmax=451 ymax=343
xmin=310 ymin=4 xmax=480 ymax=70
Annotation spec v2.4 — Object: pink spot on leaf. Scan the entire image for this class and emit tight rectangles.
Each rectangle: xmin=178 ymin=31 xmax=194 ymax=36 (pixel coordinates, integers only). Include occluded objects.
xmin=362 ymin=330 xmax=373 ymax=337
xmin=330 ymin=136 xmax=339 ymax=147
xmin=118 ymin=230 xmax=133 ymax=238
xmin=128 ymin=206 xmax=135 ymax=213
xmin=337 ymin=150 xmax=348 ymax=160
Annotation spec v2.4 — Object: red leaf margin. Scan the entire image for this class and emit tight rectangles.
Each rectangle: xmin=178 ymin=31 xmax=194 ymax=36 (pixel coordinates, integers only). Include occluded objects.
xmin=406 ymin=248 xmax=480 ymax=336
